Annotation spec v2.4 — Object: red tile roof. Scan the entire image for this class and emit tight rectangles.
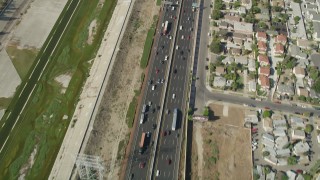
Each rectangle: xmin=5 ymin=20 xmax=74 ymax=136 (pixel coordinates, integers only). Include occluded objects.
xmin=258 ymin=41 xmax=267 ymax=51
xmin=276 ymin=34 xmax=287 ymax=43
xmin=257 ymin=32 xmax=267 ymax=40
xmin=259 ymin=75 xmax=270 ymax=88
xmin=259 ymin=67 xmax=270 ymax=76
xmin=275 ymin=44 xmax=284 ymax=53
xmin=258 ymin=54 xmax=269 ymax=64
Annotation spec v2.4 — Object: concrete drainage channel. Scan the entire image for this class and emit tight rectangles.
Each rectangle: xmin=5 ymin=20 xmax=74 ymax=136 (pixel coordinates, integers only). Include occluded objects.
xmin=148 ymin=2 xmax=184 ymax=180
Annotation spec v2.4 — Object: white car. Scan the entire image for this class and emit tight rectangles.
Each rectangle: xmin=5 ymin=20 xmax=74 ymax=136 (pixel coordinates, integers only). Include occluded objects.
xmin=172 ymin=94 xmax=176 ymax=99
xmin=176 ymin=45 xmax=179 ymax=50
xmin=165 ymin=55 xmax=168 ymax=61
xmin=172 ymin=6 xmax=175 ymax=10
xmin=181 ymin=35 xmax=184 ymax=39
xmin=179 ymin=25 xmax=182 ymax=30
xmin=152 ymin=85 xmax=156 ymax=90
xmin=156 ymin=170 xmax=160 ymax=176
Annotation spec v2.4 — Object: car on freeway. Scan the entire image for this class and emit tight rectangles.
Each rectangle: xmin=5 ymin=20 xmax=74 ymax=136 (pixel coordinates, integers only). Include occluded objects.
xmin=205 ymin=65 xmax=209 ymax=70
xmin=173 ymin=69 xmax=177 ymax=73
xmin=156 ymin=69 xmax=159 ymax=74
xmin=180 ymin=50 xmax=184 ymax=55
xmin=166 ymin=109 xmax=170 ymax=114
xmin=148 ymin=101 xmax=152 ymax=106
xmin=161 ymin=79 xmax=164 ymax=83
xmin=165 ymin=55 xmax=168 ymax=61
xmin=168 ymin=130 xmax=171 ymax=135
xmin=163 ymin=130 xmax=167 ymax=136
xmin=139 ymin=162 xmax=145 ymax=168
xmin=152 ymin=108 xmax=156 ymax=113
xmin=152 ymin=123 xmax=156 ymax=129
xmin=156 ymin=170 xmax=160 ymax=176
xmin=167 ymin=159 xmax=172 ymax=165
xmin=148 ymin=80 xmax=153 ymax=85
xmin=188 ymin=35 xmax=191 ymax=40
xmin=181 ymin=35 xmax=184 ymax=39
xmin=146 ymin=132 xmax=151 ymax=138
xmin=172 ymin=93 xmax=176 ymax=99
xmin=157 ymin=78 xmax=161 ymax=84
xmin=179 ymin=25 xmax=182 ymax=30
xmin=161 ymin=60 xmax=164 ymax=64
xmin=152 ymin=85 xmax=156 ymax=90
xmin=176 ymin=45 xmax=179 ymax=50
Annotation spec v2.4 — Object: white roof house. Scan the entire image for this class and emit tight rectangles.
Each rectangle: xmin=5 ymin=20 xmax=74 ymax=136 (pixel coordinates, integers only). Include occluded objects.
xmin=273 ymin=129 xmax=286 ymax=137
xmin=291 ymin=129 xmax=306 ymax=140
xmin=299 ymin=155 xmax=310 ymax=164
xmin=244 ymin=114 xmax=258 ymax=124
xmin=262 ymin=138 xmax=275 ymax=148
xmin=290 ymin=116 xmax=305 ymax=128
xmin=286 ymin=170 xmax=297 ymax=180
xmin=248 ymin=58 xmax=256 ymax=71
xmin=222 ymin=56 xmax=235 ymax=64
xmin=263 ymin=133 xmax=275 ymax=142
xmin=264 ymin=155 xmax=278 ymax=165
xmin=277 ymin=158 xmax=288 ymax=166
xmin=275 ymin=136 xmax=289 ymax=149
xmin=235 ymin=56 xmax=248 ymax=65
xmin=248 ymin=80 xmax=256 ymax=92
xmin=233 ymin=22 xmax=253 ymax=34
xmin=263 ymin=118 xmax=273 ymax=132
xmin=266 ymin=171 xmax=276 ymax=180
xmin=293 ymin=141 xmax=310 ymax=155
xmin=213 ymin=76 xmax=226 ymax=88
xmin=276 ymin=148 xmax=291 ymax=157
xmin=273 ymin=119 xmax=287 ymax=130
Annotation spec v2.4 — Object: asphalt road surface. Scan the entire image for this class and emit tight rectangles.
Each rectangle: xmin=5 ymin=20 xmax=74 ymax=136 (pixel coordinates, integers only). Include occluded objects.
xmin=125 ymin=2 xmax=182 ymax=179
xmin=0 ymin=0 xmax=80 ymax=159
xmin=152 ymin=0 xmax=197 ymax=179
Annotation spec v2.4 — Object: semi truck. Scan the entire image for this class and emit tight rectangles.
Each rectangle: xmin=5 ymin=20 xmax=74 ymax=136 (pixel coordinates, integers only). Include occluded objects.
xmin=139 ymin=132 xmax=146 ymax=154
xmin=163 ymin=21 xmax=169 ymax=34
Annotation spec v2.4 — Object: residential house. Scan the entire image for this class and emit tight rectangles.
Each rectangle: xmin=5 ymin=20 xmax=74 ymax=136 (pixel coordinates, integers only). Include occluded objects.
xmin=219 ymin=21 xmax=229 ymax=30
xmin=248 ymin=80 xmax=256 ymax=92
xmin=293 ymin=66 xmax=306 ymax=78
xmin=310 ymin=53 xmax=320 ymax=69
xmin=289 ymin=45 xmax=308 ymax=59
xmin=276 ymin=148 xmax=291 ymax=157
xmin=222 ymin=56 xmax=235 ymax=64
xmin=258 ymin=41 xmax=267 ymax=53
xmin=233 ymin=32 xmax=253 ymax=42
xmin=215 ymin=66 xmax=225 ymax=76
xmin=257 ymin=54 xmax=270 ymax=66
xmin=241 ymin=0 xmax=251 ymax=8
xmin=277 ymin=84 xmax=295 ymax=96
xmin=299 ymin=155 xmax=310 ymax=165
xmin=244 ymin=114 xmax=259 ymax=123
xmin=273 ymin=119 xmax=287 ymax=130
xmin=297 ymin=39 xmax=311 ymax=49
xmin=235 ymin=56 xmax=248 ymax=65
xmin=297 ymin=87 xmax=309 ymax=97
xmin=275 ymin=136 xmax=289 ymax=149
xmin=233 ymin=22 xmax=253 ymax=35
xmin=258 ymin=66 xmax=270 ymax=76
xmin=310 ymin=13 xmax=320 ymax=22
xmin=274 ymin=44 xmax=285 ymax=55
xmin=230 ymin=48 xmax=242 ymax=55
xmin=290 ymin=116 xmax=305 ymax=128
xmin=277 ymin=158 xmax=288 ymax=166
xmin=258 ymin=75 xmax=270 ymax=89
xmin=213 ymin=76 xmax=226 ymax=87
xmin=275 ymin=34 xmax=287 ymax=45
xmin=262 ymin=138 xmax=275 ymax=148
xmin=273 ymin=129 xmax=286 ymax=137
xmin=263 ymin=118 xmax=273 ymax=132
xmin=256 ymin=31 xmax=267 ymax=42
xmin=234 ymin=38 xmax=243 ymax=46
xmin=264 ymin=155 xmax=278 ymax=165
xmin=313 ymin=22 xmax=320 ymax=41
xmin=266 ymin=171 xmax=276 ymax=180
xmin=291 ymin=129 xmax=306 ymax=140
xmin=224 ymin=15 xmax=241 ymax=23
xmin=293 ymin=141 xmax=310 ymax=155
xmin=238 ymin=7 xmax=246 ymax=14
xmin=286 ymin=171 xmax=297 ymax=180
xmin=248 ymin=59 xmax=256 ymax=71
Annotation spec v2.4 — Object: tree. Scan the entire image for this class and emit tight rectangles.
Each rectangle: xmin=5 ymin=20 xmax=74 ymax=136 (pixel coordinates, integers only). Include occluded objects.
xmin=252 ymin=6 xmax=261 ymax=14
xmin=258 ymin=21 xmax=268 ymax=29
xmin=263 ymin=110 xmax=272 ymax=118
xmin=302 ymin=174 xmax=313 ymax=180
xmin=264 ymin=166 xmax=271 ymax=174
xmin=283 ymin=56 xmax=297 ymax=69
xmin=272 ymin=6 xmax=283 ymax=12
xmin=298 ymin=95 xmax=306 ymax=101
xmin=294 ymin=16 xmax=301 ymax=25
xmin=234 ymin=1 xmax=241 ymax=8
xmin=308 ymin=66 xmax=319 ymax=80
xmin=287 ymin=156 xmax=298 ymax=165
xmin=312 ymin=79 xmax=320 ymax=93
xmin=212 ymin=10 xmax=223 ymax=20
xmin=203 ymin=106 xmax=209 ymax=116
xmin=305 ymin=124 xmax=314 ymax=133
xmin=263 ymin=151 xmax=270 ymax=157
xmin=210 ymin=39 xmax=222 ymax=54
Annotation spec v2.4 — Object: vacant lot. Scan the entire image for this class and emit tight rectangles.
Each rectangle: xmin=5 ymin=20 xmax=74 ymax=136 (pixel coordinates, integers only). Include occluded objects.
xmin=191 ymin=103 xmax=252 ymax=180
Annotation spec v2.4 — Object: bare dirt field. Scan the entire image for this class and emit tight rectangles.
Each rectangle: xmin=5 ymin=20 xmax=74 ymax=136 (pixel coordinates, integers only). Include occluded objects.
xmin=191 ymin=103 xmax=252 ymax=180
xmin=84 ymin=0 xmax=159 ymax=179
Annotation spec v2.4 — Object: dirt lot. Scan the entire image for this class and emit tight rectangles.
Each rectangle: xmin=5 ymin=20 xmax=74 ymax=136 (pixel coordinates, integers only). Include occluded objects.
xmin=84 ymin=0 xmax=159 ymax=179
xmin=191 ymin=103 xmax=252 ymax=180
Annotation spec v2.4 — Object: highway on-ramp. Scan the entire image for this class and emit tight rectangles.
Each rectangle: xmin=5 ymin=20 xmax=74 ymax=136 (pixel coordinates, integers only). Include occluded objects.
xmin=0 ymin=0 xmax=81 ymax=160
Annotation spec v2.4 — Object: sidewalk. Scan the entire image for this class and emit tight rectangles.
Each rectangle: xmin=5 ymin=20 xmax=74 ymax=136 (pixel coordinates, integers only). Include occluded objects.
xmin=49 ymin=0 xmax=134 ymax=179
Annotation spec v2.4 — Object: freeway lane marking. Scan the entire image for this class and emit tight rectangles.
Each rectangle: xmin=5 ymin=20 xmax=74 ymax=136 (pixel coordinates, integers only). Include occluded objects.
xmin=1 ymin=122 xmax=5 ymax=128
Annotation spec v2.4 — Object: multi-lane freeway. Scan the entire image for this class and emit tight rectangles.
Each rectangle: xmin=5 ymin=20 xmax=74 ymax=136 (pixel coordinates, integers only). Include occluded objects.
xmin=125 ymin=0 xmax=197 ymax=179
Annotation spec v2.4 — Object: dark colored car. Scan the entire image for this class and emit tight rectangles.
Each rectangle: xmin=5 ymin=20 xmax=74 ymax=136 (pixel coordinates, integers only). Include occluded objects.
xmin=167 ymin=159 xmax=172 ymax=165
xmin=152 ymin=124 xmax=157 ymax=129
xmin=173 ymin=69 xmax=177 ymax=73
xmin=139 ymin=162 xmax=145 ymax=168
xmin=163 ymin=131 xmax=167 ymax=136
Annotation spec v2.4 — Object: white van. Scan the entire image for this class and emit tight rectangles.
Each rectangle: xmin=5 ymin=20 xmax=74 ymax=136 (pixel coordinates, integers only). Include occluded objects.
xmin=156 ymin=170 xmax=160 ymax=176
xmin=140 ymin=114 xmax=144 ymax=124
xmin=142 ymin=105 xmax=146 ymax=113
xmin=179 ymin=25 xmax=182 ymax=30
xmin=176 ymin=45 xmax=179 ymax=50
